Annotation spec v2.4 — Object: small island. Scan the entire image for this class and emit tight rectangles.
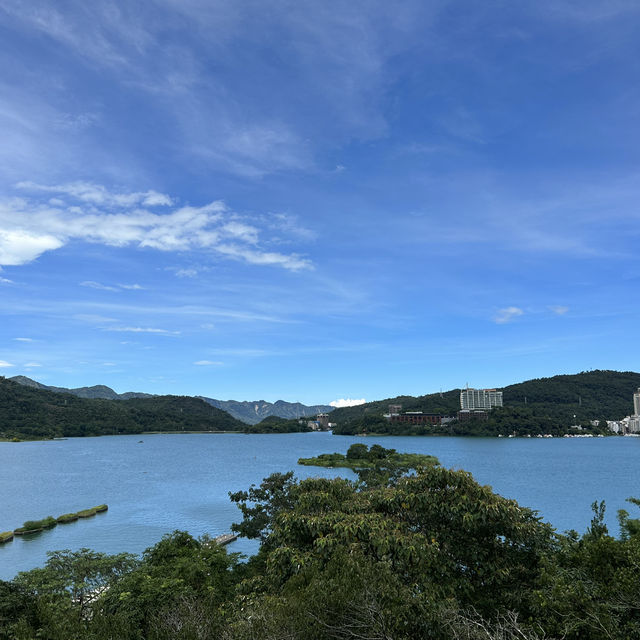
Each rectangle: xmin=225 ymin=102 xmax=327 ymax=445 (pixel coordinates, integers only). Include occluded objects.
xmin=298 ymin=443 xmax=438 ymax=470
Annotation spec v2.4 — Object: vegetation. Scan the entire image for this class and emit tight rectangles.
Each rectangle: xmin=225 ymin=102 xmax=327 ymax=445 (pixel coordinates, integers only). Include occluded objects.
xmin=298 ymin=443 xmax=438 ymax=469
xmin=6 ymin=506 xmax=108 ymax=537
xmin=56 ymin=513 xmax=79 ymax=524
xmin=14 ymin=517 xmax=57 ymax=534
xmin=0 ymin=377 xmax=245 ymax=440
xmin=332 ymin=370 xmax=640 ymax=436
xmin=0 ymin=532 xmax=13 ymax=544
xmin=5 ymin=461 xmax=640 ymax=639
xmin=243 ymin=415 xmax=312 ymax=433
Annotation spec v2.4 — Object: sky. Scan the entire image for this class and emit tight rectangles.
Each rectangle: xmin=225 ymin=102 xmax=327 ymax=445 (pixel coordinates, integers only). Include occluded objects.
xmin=1 ymin=1 xmax=639 ymax=406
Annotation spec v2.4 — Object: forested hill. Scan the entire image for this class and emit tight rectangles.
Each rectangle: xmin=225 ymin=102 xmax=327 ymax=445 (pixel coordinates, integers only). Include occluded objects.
xmin=330 ymin=370 xmax=640 ymax=434
xmin=0 ymin=377 xmax=245 ymax=440
xmin=9 ymin=375 xmax=153 ymax=400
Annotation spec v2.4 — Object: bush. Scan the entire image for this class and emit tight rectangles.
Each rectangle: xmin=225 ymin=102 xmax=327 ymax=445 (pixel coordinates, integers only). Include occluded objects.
xmin=77 ymin=508 xmax=98 ymax=518
xmin=57 ymin=513 xmax=79 ymax=523
xmin=0 ymin=531 xmax=13 ymax=543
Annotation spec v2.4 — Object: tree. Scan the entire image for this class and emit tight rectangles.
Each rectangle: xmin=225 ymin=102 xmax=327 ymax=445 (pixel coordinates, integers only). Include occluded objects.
xmin=229 ymin=471 xmax=298 ymax=542
xmin=14 ymin=548 xmax=138 ymax=637
xmin=346 ymin=443 xmax=368 ymax=460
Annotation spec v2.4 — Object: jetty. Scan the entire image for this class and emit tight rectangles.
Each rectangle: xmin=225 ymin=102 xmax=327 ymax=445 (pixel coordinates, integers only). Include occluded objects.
xmin=213 ymin=533 xmax=238 ymax=546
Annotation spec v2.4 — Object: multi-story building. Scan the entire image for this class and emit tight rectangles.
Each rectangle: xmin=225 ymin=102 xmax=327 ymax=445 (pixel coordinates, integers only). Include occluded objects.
xmin=460 ymin=388 xmax=503 ymax=410
xmin=634 ymin=388 xmax=640 ymax=416
xmin=389 ymin=412 xmax=443 ymax=425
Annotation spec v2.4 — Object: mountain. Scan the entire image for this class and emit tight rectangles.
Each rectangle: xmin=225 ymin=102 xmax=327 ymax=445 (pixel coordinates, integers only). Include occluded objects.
xmin=0 ymin=377 xmax=245 ymax=439
xmin=9 ymin=376 xmax=332 ymax=425
xmin=9 ymin=376 xmax=152 ymax=400
xmin=198 ymin=397 xmax=333 ymax=425
xmin=330 ymin=370 xmax=640 ymax=436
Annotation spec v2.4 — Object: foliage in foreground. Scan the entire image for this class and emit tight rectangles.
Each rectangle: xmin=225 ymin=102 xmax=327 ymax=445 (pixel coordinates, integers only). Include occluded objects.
xmin=4 ymin=464 xmax=640 ymax=639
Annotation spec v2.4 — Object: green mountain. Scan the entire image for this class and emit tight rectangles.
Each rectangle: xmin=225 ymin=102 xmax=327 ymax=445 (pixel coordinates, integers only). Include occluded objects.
xmin=0 ymin=377 xmax=245 ymax=440
xmin=9 ymin=375 xmax=153 ymax=400
xmin=331 ymin=370 xmax=640 ymax=436
xmin=9 ymin=376 xmax=332 ymax=425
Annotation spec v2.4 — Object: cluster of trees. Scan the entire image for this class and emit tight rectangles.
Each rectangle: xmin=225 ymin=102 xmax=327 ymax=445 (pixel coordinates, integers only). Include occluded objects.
xmin=298 ymin=443 xmax=438 ymax=471
xmin=4 ymin=463 xmax=640 ymax=639
xmin=243 ymin=415 xmax=312 ymax=434
xmin=0 ymin=378 xmax=245 ymax=440
xmin=333 ymin=370 xmax=640 ymax=436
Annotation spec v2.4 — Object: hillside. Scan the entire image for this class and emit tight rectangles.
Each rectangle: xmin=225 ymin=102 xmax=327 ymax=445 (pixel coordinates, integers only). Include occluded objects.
xmin=331 ymin=370 xmax=640 ymax=436
xmin=9 ymin=375 xmax=153 ymax=400
xmin=0 ymin=378 xmax=245 ymax=439
xmin=198 ymin=396 xmax=333 ymax=424
xmin=9 ymin=376 xmax=331 ymax=425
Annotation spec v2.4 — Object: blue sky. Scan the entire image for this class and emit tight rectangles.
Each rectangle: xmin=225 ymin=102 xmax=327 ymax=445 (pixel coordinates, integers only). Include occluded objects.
xmin=1 ymin=1 xmax=639 ymax=405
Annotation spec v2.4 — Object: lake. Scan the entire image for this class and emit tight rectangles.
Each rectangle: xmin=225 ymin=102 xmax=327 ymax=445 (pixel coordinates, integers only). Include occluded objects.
xmin=1 ymin=432 xmax=639 ymax=580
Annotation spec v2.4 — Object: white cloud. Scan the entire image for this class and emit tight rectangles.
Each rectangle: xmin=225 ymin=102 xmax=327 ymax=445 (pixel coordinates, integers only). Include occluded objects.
xmin=105 ymin=326 xmax=180 ymax=335
xmin=330 ymin=398 xmax=367 ymax=408
xmin=0 ymin=183 xmax=313 ymax=271
xmin=175 ymin=268 xmax=198 ymax=278
xmin=119 ymin=283 xmax=143 ymax=290
xmin=494 ymin=307 xmax=524 ymax=324
xmin=16 ymin=181 xmax=173 ymax=208
xmin=24 ymin=362 xmax=42 ymax=367
xmin=80 ymin=280 xmax=119 ymax=292
xmin=0 ymin=275 xmax=13 ymax=283
xmin=0 ymin=229 xmax=63 ymax=265
xmin=193 ymin=360 xmax=224 ymax=366
xmin=14 ymin=337 xmax=34 ymax=342
xmin=0 ymin=360 xmax=15 ymax=368
xmin=549 ymin=305 xmax=569 ymax=315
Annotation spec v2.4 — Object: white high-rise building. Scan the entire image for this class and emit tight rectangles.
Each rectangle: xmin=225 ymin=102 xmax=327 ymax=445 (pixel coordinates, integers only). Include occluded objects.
xmin=460 ymin=388 xmax=503 ymax=410
xmin=634 ymin=388 xmax=640 ymax=416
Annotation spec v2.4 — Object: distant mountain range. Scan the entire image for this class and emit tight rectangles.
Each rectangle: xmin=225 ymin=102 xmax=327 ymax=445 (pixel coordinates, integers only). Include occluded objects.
xmin=9 ymin=376 xmax=332 ymax=425
xmin=198 ymin=397 xmax=333 ymax=425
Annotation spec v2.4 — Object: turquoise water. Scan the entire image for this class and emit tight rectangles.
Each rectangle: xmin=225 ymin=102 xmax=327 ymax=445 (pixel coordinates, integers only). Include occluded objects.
xmin=1 ymin=432 xmax=639 ymax=580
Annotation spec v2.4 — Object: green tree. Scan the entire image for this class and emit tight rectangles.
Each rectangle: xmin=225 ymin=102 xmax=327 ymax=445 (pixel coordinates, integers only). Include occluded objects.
xmin=13 ymin=548 xmax=138 ymax=638
xmin=345 ymin=443 xmax=368 ymax=460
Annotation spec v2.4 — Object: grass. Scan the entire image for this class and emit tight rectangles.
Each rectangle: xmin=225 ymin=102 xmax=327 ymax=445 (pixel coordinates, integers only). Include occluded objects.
xmin=0 ymin=531 xmax=14 ymax=543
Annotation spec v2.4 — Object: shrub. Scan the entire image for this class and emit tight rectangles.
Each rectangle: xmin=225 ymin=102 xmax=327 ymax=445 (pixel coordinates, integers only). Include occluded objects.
xmin=57 ymin=513 xmax=79 ymax=523
xmin=77 ymin=508 xmax=98 ymax=518
xmin=0 ymin=531 xmax=13 ymax=543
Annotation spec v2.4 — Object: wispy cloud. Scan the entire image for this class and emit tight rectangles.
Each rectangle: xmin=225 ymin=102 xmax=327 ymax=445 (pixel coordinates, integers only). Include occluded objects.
xmin=193 ymin=360 xmax=224 ymax=366
xmin=0 ymin=182 xmax=313 ymax=271
xmin=14 ymin=337 xmax=34 ymax=342
xmin=494 ymin=307 xmax=524 ymax=324
xmin=24 ymin=362 xmax=42 ymax=367
xmin=0 ymin=360 xmax=15 ymax=368
xmin=105 ymin=326 xmax=180 ymax=335
xmin=80 ymin=281 xmax=119 ymax=292
xmin=330 ymin=398 xmax=366 ymax=408
xmin=80 ymin=281 xmax=143 ymax=292
xmin=549 ymin=305 xmax=570 ymax=315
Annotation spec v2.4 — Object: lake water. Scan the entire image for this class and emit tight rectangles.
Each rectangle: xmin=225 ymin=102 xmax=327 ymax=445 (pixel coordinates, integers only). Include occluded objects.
xmin=1 ymin=432 xmax=639 ymax=580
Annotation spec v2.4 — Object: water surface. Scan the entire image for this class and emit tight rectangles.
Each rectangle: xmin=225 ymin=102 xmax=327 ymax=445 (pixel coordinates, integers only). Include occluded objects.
xmin=1 ymin=433 xmax=638 ymax=579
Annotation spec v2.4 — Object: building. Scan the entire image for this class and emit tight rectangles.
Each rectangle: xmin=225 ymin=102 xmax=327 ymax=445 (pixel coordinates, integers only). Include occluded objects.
xmin=634 ymin=388 xmax=640 ymax=416
xmin=388 ymin=404 xmax=402 ymax=416
xmin=388 ymin=412 xmax=443 ymax=425
xmin=317 ymin=413 xmax=330 ymax=429
xmin=460 ymin=388 xmax=503 ymax=410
